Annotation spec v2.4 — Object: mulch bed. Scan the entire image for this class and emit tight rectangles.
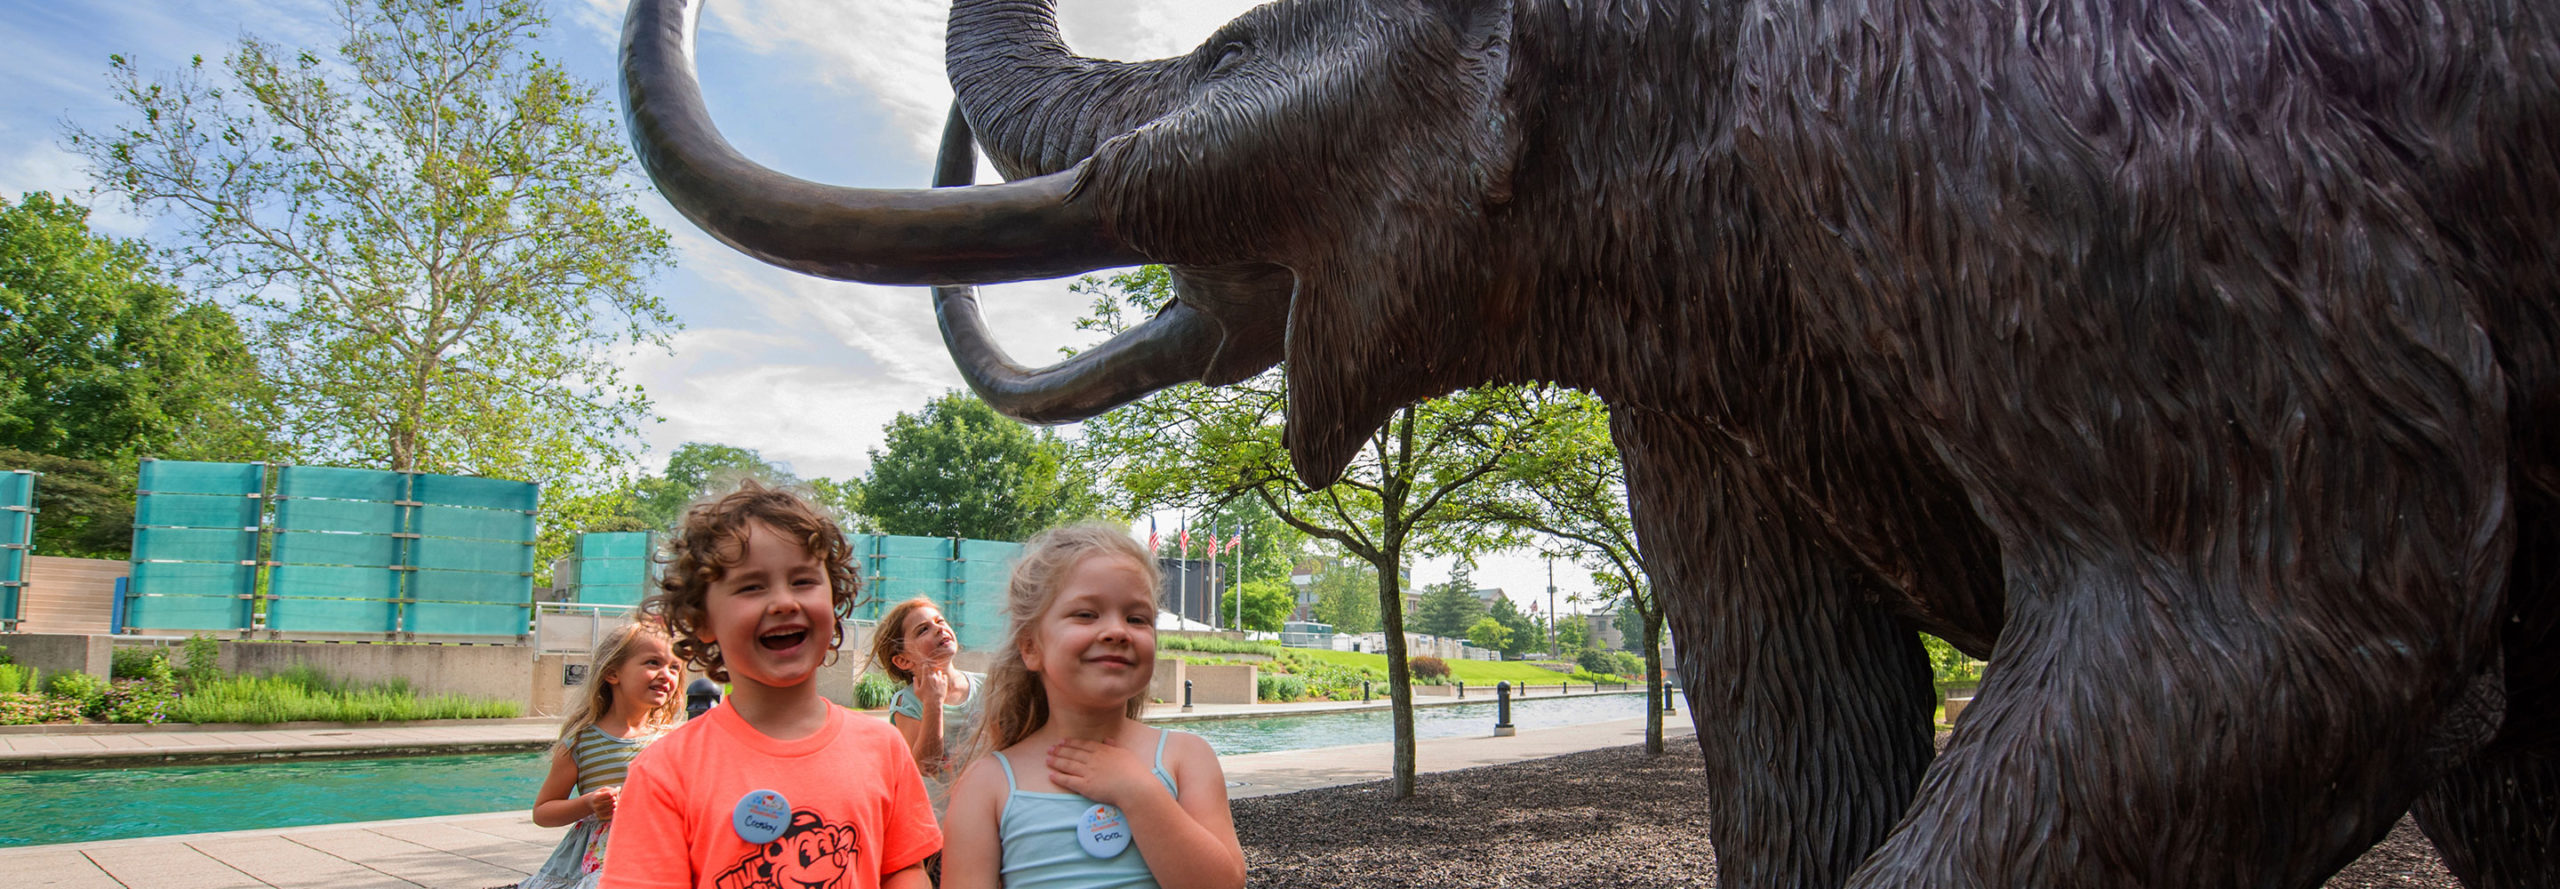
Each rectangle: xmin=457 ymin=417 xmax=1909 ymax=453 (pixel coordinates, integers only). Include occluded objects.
xmin=1233 ymin=744 xmax=2459 ymax=888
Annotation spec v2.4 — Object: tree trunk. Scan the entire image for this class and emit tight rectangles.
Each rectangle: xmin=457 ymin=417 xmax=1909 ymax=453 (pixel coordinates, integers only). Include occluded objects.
xmin=1643 ymin=609 xmax=1665 ymax=755
xmin=1373 ymin=549 xmax=1417 ymax=798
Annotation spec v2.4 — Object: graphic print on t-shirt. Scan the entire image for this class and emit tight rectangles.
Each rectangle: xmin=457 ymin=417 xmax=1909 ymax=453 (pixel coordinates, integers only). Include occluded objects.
xmin=711 ymin=809 xmax=861 ymax=889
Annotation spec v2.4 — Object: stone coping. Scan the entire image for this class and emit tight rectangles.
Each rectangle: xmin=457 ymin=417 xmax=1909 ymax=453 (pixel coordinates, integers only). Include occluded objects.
xmin=0 ymin=716 xmax=559 ymax=736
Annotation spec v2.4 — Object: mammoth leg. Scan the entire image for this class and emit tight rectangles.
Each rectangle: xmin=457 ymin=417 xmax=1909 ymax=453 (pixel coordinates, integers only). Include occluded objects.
xmin=2414 ymin=492 xmax=2560 ymax=889
xmin=1615 ymin=410 xmax=1938 ymax=889
xmin=2413 ymin=748 xmax=2560 ymax=889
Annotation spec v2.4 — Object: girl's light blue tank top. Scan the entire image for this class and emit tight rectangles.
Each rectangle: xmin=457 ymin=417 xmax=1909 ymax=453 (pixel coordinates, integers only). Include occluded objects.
xmin=992 ymin=728 xmax=1182 ymax=889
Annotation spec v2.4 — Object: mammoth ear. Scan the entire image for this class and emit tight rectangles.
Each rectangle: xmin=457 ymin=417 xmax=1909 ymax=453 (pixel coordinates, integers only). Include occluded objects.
xmin=1424 ymin=0 xmax=1521 ymax=204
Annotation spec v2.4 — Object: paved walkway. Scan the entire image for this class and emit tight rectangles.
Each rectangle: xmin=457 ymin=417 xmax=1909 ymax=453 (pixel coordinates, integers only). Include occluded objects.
xmin=5 ymin=714 xmax=1691 ymax=889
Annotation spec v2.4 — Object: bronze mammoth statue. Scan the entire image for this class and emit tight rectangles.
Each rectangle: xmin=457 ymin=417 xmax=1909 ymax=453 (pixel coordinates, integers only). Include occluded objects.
xmin=619 ymin=0 xmax=2560 ymax=885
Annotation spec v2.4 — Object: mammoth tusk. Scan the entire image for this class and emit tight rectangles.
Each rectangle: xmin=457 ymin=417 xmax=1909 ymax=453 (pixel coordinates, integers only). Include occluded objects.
xmin=929 ymin=103 xmax=1215 ymax=423
xmin=619 ymin=0 xmax=1145 ymax=285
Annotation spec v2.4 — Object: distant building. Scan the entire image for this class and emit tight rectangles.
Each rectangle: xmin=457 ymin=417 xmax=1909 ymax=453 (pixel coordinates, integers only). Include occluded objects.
xmin=1156 ymin=558 xmax=1224 ymax=628
xmin=1587 ymin=609 xmax=1625 ymax=651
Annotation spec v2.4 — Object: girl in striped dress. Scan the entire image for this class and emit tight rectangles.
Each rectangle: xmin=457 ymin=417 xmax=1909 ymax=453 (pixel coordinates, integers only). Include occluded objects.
xmin=524 ymin=621 xmax=684 ymax=889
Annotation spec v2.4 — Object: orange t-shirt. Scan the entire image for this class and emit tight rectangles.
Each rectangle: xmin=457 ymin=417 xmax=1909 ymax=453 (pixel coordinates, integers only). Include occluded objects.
xmin=601 ymin=702 xmax=941 ymax=889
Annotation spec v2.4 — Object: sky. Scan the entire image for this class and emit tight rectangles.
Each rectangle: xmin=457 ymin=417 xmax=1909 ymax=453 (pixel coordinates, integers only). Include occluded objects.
xmin=0 ymin=0 xmax=1611 ymax=615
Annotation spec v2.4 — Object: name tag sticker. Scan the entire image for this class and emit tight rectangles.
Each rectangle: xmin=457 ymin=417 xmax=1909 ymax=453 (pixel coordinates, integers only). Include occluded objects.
xmin=733 ymin=789 xmax=790 ymax=844
xmin=1076 ymin=803 xmax=1131 ymax=858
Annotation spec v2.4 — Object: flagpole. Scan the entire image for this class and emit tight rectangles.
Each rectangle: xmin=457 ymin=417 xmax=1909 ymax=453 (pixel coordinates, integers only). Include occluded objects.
xmin=1233 ymin=524 xmax=1244 ymax=631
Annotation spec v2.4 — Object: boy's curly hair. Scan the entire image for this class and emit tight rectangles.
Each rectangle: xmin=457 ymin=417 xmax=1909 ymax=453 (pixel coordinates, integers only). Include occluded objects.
xmin=643 ymin=479 xmax=860 ymax=681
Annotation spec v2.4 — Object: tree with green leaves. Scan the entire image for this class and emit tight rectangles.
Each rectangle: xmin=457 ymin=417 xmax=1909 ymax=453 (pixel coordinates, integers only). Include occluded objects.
xmin=1485 ymin=595 xmax=1539 ymax=659
xmin=1554 ymin=612 xmax=1592 ymax=657
xmin=1465 ymin=616 xmax=1512 ymax=653
xmin=1073 ymin=266 xmax=1565 ymax=797
xmin=1411 ymin=570 xmax=1488 ymax=639
xmin=0 ymin=192 xmax=279 ymax=469
xmin=1216 ymin=578 xmax=1295 ymax=633
xmin=69 ymin=0 xmax=678 ymax=568
xmin=861 ymin=391 xmax=1096 ymax=541
xmin=1306 ymin=557 xmax=1381 ymax=634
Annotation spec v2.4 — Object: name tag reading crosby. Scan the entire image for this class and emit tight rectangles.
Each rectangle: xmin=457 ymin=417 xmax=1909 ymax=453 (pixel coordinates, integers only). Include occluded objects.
xmin=733 ymin=789 xmax=790 ymax=844
xmin=1076 ymin=803 xmax=1132 ymax=858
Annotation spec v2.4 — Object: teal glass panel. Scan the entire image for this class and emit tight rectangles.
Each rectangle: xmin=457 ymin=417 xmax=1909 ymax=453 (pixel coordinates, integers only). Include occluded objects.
xmin=954 ymin=540 xmax=1021 ymax=650
xmin=269 ymin=564 xmax=402 ymax=600
xmin=412 ymin=538 xmax=532 ymax=574
xmin=124 ymin=594 xmax=246 ymax=631
xmin=415 ymin=505 xmax=534 ymax=542
xmin=410 ymin=569 xmax=530 ymax=604
xmin=273 ymin=497 xmax=402 ymax=533
xmin=130 ymin=561 xmax=255 ymax=598
xmin=272 ymin=530 xmax=402 ymax=568
xmin=0 ymin=471 xmax=32 ymax=504
xmin=0 ymin=548 xmax=23 ymax=587
xmin=138 ymin=461 xmax=263 ymax=497
xmin=134 ymin=493 xmax=260 ymax=529
xmin=406 ymin=602 xmax=528 ymax=636
xmin=576 ymin=532 xmax=652 ymax=560
xmin=276 ymin=465 xmax=404 ymax=502
xmin=132 ymin=527 xmax=258 ymax=563
xmin=0 ymin=511 xmax=27 ymax=544
xmin=574 ymin=582 xmax=647 ymax=606
xmin=574 ymin=557 xmax=650 ymax=587
xmin=266 ymin=597 xmax=397 ymax=633
xmin=0 ymin=583 xmax=17 ymax=626
xmin=411 ymin=474 xmax=537 ymax=512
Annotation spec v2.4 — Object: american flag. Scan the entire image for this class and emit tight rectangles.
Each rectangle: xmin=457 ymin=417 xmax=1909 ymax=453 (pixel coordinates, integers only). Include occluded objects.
xmin=1178 ymin=524 xmax=1192 ymax=554
xmin=1147 ymin=515 xmax=1159 ymax=553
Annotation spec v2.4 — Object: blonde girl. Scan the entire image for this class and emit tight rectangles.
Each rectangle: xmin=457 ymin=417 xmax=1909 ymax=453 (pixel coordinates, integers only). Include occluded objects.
xmin=940 ymin=523 xmax=1245 ymax=889
xmin=525 ymin=620 xmax=684 ymax=889
xmin=870 ymin=596 xmax=983 ymax=812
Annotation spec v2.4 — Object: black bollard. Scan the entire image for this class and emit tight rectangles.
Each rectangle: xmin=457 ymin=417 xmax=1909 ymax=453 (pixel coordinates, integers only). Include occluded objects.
xmin=1663 ymin=683 xmax=1677 ymax=713
xmin=1183 ymin=678 xmax=1194 ymax=713
xmin=1363 ymin=680 xmax=1371 ymax=702
xmin=1458 ymin=680 xmax=1466 ymax=699
xmin=1494 ymin=681 xmax=1515 ymax=736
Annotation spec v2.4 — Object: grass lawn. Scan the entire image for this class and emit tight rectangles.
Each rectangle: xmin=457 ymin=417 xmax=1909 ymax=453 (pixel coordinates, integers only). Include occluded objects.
xmin=1283 ymin=648 xmax=1595 ymax=685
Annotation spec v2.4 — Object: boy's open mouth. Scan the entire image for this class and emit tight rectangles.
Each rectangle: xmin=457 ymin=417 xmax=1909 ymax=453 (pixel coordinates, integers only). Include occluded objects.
xmin=759 ymin=629 xmax=808 ymax=650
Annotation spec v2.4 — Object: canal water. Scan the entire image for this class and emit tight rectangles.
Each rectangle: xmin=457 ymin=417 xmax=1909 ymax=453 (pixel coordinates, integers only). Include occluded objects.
xmin=7 ymin=692 xmax=1662 ymax=847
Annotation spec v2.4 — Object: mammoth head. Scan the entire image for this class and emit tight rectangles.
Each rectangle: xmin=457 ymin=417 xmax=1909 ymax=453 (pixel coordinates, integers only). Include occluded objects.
xmin=621 ymin=0 xmax=1524 ymax=485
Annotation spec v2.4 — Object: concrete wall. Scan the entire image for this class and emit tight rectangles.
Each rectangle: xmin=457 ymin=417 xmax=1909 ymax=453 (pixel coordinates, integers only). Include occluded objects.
xmin=223 ymin=640 xmax=529 ymax=704
xmin=1 ymin=633 xmax=112 ymax=680
xmin=1185 ymin=663 xmax=1257 ymax=705
xmin=1147 ymin=659 xmax=1186 ymax=705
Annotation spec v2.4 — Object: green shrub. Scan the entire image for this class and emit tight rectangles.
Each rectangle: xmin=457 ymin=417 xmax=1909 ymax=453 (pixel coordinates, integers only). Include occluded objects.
xmin=1159 ymin=636 xmax=1283 ymax=657
xmin=180 ymin=634 xmax=223 ymax=689
xmin=1610 ymin=651 xmax=1647 ymax=677
xmin=0 ymin=643 xmax=12 ymax=665
xmin=112 ymin=649 xmax=177 ymax=683
xmin=46 ymin=671 xmax=110 ymax=717
xmin=1565 ymin=669 xmax=1626 ymax=686
xmin=167 ymin=664 xmax=519 ymax=724
xmin=1256 ymin=673 xmax=1307 ymax=703
xmin=1268 ymin=651 xmax=1384 ymax=700
xmin=1409 ymin=655 xmax=1450 ymax=681
xmin=0 ymin=692 xmax=83 ymax=725
xmin=855 ymin=673 xmax=897 ymax=710
xmin=103 ymin=678 xmax=179 ymax=724
xmin=0 ymin=663 xmax=36 ymax=694
xmin=1575 ymin=648 xmax=1621 ymax=675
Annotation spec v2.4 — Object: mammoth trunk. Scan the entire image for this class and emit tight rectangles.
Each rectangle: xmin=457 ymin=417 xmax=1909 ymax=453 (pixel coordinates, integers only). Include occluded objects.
xmin=947 ymin=0 xmax=1185 ymax=179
